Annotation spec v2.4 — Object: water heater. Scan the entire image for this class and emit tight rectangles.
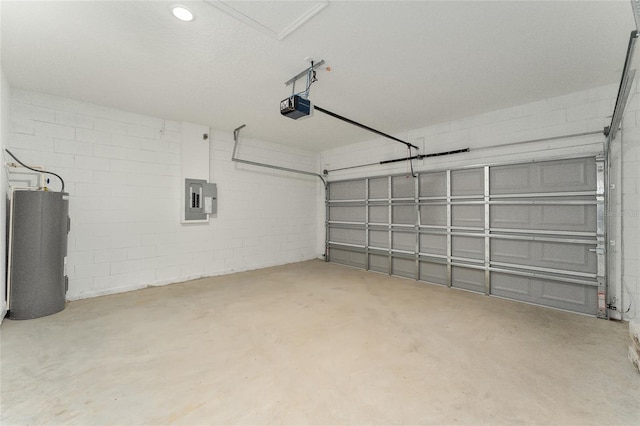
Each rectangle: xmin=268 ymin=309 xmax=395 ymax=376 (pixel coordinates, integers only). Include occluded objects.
xmin=7 ymin=190 xmax=70 ymax=320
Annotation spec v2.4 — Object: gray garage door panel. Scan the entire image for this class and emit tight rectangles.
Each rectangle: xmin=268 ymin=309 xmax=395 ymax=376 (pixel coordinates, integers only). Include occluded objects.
xmin=490 ymin=205 xmax=596 ymax=232
xmin=420 ymin=261 xmax=447 ymax=285
xmin=491 ymin=239 xmax=597 ymax=274
xmin=330 ymin=180 xmax=366 ymax=200
xmin=369 ymin=230 xmax=389 ymax=249
xmin=392 ymin=257 xmax=415 ymax=279
xmin=491 ymin=158 xmax=596 ymax=195
xmin=329 ymin=206 xmax=366 ymax=222
xmin=420 ymin=205 xmax=447 ymax=226
xmin=452 ymin=205 xmax=484 ymax=228
xmin=369 ymin=205 xmax=388 ymax=223
xmin=392 ymin=204 xmax=416 ymax=225
xmin=369 ymin=254 xmax=388 ymax=273
xmin=451 ymin=168 xmax=484 ymax=196
xmin=419 ymin=172 xmax=447 ymax=197
xmin=452 ymin=235 xmax=484 ymax=260
xmin=369 ymin=178 xmax=388 ymax=199
xmin=392 ymin=231 xmax=415 ymax=252
xmin=327 ymin=156 xmax=602 ymax=316
xmin=420 ymin=233 xmax=447 ymax=255
xmin=392 ymin=176 xmax=414 ymax=198
xmin=329 ymin=228 xmax=366 ymax=246
xmin=330 ymin=248 xmax=366 ymax=269
xmin=491 ymin=272 xmax=597 ymax=315
xmin=452 ymin=266 xmax=485 ymax=293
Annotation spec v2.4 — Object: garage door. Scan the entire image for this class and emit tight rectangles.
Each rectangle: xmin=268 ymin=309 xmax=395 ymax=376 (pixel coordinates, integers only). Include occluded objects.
xmin=326 ymin=156 xmax=607 ymax=317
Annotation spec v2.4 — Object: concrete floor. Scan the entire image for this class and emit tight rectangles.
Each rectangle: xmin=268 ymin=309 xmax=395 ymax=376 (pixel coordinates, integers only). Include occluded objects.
xmin=1 ymin=260 xmax=639 ymax=425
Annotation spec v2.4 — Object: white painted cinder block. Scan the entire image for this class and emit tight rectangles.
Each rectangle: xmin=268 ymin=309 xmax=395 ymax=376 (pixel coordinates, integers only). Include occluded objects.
xmin=55 ymin=138 xmax=93 ymax=156
xmin=566 ymin=99 xmax=613 ymax=122
xmin=8 ymin=89 xmax=320 ymax=301
xmin=76 ymin=128 xmax=112 ymax=145
xmin=619 ymin=84 xmax=640 ymax=321
xmin=1 ymin=67 xmax=9 ymax=323
xmin=10 ymin=133 xmax=54 ymax=152
xmin=12 ymin=102 xmax=55 ymax=123
xmin=33 ymin=121 xmax=75 ymax=140
xmin=55 ymin=111 xmax=93 ymax=129
xmin=10 ymin=117 xmax=34 ymax=135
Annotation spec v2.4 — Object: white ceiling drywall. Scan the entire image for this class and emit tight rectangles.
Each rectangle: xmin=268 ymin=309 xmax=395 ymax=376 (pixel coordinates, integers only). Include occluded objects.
xmin=1 ymin=1 xmax=635 ymax=151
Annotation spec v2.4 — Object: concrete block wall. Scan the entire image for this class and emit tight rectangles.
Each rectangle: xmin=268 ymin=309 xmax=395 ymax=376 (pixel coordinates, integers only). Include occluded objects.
xmin=617 ymin=69 xmax=640 ymax=321
xmin=321 ymin=86 xmax=616 ymax=182
xmin=0 ymin=70 xmax=9 ymax=322
xmin=211 ymin=131 xmax=321 ymax=270
xmin=320 ymin=82 xmax=639 ymax=320
xmin=7 ymin=89 xmax=319 ymax=300
xmin=1 ymin=0 xmax=8 ymax=320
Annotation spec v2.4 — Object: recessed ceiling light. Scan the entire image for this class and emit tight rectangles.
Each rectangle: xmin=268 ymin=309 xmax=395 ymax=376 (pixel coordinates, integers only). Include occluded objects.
xmin=172 ymin=5 xmax=194 ymax=22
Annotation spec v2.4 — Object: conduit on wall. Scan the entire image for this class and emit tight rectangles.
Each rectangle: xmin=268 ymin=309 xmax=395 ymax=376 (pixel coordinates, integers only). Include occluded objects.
xmin=231 ymin=124 xmax=327 ymax=188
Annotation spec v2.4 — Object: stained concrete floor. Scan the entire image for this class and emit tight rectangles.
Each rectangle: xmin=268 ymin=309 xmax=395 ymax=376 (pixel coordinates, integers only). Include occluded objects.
xmin=1 ymin=260 xmax=639 ymax=425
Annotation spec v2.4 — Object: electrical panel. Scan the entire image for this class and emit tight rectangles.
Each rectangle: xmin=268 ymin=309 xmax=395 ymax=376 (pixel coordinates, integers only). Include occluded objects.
xmin=184 ymin=178 xmax=217 ymax=221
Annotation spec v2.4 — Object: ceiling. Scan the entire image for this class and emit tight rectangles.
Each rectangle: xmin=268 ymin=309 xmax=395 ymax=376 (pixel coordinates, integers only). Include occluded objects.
xmin=1 ymin=1 xmax=635 ymax=151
